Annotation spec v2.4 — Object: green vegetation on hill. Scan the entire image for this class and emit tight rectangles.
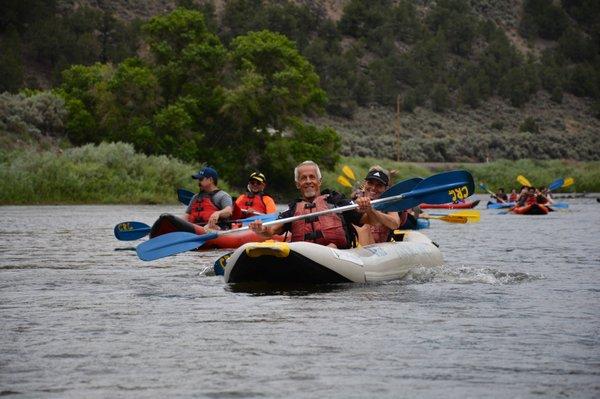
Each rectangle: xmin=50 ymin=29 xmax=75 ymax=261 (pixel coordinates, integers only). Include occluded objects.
xmin=1 ymin=1 xmax=599 ymax=193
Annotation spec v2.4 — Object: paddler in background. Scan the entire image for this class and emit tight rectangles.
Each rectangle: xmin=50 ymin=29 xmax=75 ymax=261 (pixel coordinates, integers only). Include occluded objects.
xmin=352 ymin=166 xmax=403 ymax=245
xmin=493 ymin=188 xmax=509 ymax=203
xmin=185 ymin=166 xmax=233 ymax=229
xmin=508 ymin=189 xmax=518 ymax=202
xmin=249 ymin=160 xmax=369 ymax=248
xmin=232 ymin=172 xmax=277 ymax=220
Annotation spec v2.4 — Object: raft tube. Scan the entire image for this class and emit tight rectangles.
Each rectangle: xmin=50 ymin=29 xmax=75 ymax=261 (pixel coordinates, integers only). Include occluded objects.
xmin=222 ymin=231 xmax=443 ymax=284
xmin=148 ymin=213 xmax=284 ymax=249
xmin=511 ymin=203 xmax=550 ymax=215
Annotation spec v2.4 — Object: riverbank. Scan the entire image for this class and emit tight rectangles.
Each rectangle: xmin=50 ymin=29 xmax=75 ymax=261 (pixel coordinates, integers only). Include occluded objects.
xmin=1 ymin=142 xmax=599 ymax=204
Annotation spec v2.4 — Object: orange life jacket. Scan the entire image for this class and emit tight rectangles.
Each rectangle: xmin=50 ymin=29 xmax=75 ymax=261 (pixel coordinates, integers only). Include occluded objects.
xmin=233 ymin=192 xmax=268 ymax=219
xmin=187 ymin=191 xmax=221 ymax=224
xmin=290 ymin=195 xmax=349 ymax=248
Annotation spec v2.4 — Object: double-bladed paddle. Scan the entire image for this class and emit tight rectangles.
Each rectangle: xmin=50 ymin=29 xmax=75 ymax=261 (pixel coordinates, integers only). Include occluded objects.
xmin=136 ymin=170 xmax=474 ymax=261
xmin=114 ymin=212 xmax=279 ymax=241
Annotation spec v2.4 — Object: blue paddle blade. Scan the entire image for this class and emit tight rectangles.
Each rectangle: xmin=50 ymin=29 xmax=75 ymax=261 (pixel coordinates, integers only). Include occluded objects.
xmin=136 ymin=231 xmax=219 ymax=261
xmin=486 ymin=202 xmax=515 ymax=209
xmin=479 ymin=182 xmax=488 ymax=190
xmin=177 ymin=188 xmax=195 ymax=206
xmin=548 ymin=178 xmax=564 ymax=192
xmin=551 ymin=202 xmax=569 ymax=209
xmin=114 ymin=221 xmax=151 ymax=241
xmin=373 ymin=177 xmax=422 ymax=211
xmin=377 ymin=170 xmax=474 ymax=212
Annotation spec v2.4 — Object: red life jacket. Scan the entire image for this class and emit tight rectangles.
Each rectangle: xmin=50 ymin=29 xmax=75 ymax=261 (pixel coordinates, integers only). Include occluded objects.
xmin=509 ymin=193 xmax=518 ymax=202
xmin=290 ymin=195 xmax=349 ymax=248
xmin=525 ymin=194 xmax=537 ymax=205
xmin=233 ymin=192 xmax=268 ymax=219
xmin=187 ymin=191 xmax=221 ymax=224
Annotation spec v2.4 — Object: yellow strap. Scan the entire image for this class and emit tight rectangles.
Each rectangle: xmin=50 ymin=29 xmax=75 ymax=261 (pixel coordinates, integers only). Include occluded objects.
xmin=245 ymin=241 xmax=290 ymax=258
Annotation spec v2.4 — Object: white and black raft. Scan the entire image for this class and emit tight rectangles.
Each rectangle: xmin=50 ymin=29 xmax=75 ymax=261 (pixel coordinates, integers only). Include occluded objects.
xmin=217 ymin=231 xmax=443 ymax=284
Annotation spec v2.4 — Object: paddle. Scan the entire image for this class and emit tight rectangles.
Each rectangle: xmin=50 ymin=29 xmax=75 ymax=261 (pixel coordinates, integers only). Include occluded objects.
xmin=114 ymin=221 xmax=151 ymax=241
xmin=337 ymin=165 xmax=356 ymax=188
xmin=479 ymin=182 xmax=506 ymax=203
xmin=342 ymin=165 xmax=356 ymax=181
xmin=136 ymin=170 xmax=474 ymax=261
xmin=548 ymin=178 xmax=564 ymax=192
xmin=337 ymin=175 xmax=353 ymax=188
xmin=562 ymin=177 xmax=574 ymax=188
xmin=517 ymin=175 xmax=532 ymax=187
xmin=423 ymin=215 xmax=467 ymax=223
xmin=427 ymin=210 xmax=480 ymax=223
xmin=114 ymin=212 xmax=279 ymax=241
xmin=177 ymin=188 xmax=195 ymax=205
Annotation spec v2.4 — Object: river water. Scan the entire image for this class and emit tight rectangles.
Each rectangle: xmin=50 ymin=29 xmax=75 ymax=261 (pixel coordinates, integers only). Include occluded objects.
xmin=1 ymin=196 xmax=599 ymax=398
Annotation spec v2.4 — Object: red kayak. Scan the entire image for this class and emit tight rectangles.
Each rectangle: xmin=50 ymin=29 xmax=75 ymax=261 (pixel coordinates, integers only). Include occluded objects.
xmin=511 ymin=203 xmax=550 ymax=215
xmin=149 ymin=214 xmax=284 ymax=249
xmin=420 ymin=199 xmax=480 ymax=209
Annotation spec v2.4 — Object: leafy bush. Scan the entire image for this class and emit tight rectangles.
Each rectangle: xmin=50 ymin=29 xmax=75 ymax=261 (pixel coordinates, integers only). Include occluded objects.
xmin=0 ymin=91 xmax=67 ymax=138
xmin=0 ymin=142 xmax=200 ymax=204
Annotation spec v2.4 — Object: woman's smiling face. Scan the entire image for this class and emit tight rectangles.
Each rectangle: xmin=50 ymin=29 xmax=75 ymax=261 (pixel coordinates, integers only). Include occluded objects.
xmin=363 ymin=178 xmax=387 ymax=199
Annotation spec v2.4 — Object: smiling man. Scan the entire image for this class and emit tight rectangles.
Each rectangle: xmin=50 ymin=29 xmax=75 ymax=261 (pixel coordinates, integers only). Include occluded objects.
xmin=249 ymin=160 xmax=370 ymax=248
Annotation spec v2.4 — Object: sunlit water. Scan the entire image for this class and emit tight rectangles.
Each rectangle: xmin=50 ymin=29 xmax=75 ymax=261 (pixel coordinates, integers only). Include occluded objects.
xmin=1 ymin=196 xmax=599 ymax=398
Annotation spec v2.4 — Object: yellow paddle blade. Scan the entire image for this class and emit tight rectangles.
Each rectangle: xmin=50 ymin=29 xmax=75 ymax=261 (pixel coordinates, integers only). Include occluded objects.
xmin=337 ymin=175 xmax=353 ymax=188
xmin=562 ymin=177 xmax=574 ymax=188
xmin=342 ymin=165 xmax=356 ymax=181
xmin=428 ymin=215 xmax=468 ymax=224
xmin=449 ymin=210 xmax=481 ymax=222
xmin=517 ymin=175 xmax=532 ymax=187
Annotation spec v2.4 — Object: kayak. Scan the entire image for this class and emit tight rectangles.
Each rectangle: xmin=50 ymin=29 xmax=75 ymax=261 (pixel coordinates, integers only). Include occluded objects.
xmin=511 ymin=203 xmax=550 ymax=215
xmin=149 ymin=213 xmax=284 ymax=249
xmin=420 ymin=199 xmax=480 ymax=209
xmin=222 ymin=231 xmax=443 ymax=284
xmin=486 ymin=201 xmax=516 ymax=209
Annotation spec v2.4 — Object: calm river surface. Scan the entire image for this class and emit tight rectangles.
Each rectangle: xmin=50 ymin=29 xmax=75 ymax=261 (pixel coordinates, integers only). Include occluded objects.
xmin=1 ymin=195 xmax=599 ymax=398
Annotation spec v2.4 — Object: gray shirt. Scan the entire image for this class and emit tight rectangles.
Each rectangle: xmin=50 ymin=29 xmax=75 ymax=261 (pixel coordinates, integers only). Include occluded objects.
xmin=185 ymin=190 xmax=233 ymax=213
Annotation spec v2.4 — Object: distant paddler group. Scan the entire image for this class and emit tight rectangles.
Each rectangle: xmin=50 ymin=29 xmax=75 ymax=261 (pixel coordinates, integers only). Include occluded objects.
xmin=482 ymin=175 xmax=573 ymax=215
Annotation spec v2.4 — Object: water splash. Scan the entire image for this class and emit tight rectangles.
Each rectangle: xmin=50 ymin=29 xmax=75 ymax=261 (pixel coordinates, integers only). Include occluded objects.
xmin=405 ymin=265 xmax=540 ymax=285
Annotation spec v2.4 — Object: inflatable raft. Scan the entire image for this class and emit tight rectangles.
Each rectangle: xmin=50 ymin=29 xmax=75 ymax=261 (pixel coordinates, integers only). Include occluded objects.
xmin=149 ymin=214 xmax=284 ymax=249
xmin=420 ymin=199 xmax=480 ymax=209
xmin=222 ymin=231 xmax=443 ymax=284
xmin=511 ymin=203 xmax=550 ymax=215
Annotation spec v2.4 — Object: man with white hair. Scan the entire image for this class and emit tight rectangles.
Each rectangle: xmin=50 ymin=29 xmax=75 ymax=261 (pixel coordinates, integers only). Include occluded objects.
xmin=249 ymin=160 xmax=370 ymax=248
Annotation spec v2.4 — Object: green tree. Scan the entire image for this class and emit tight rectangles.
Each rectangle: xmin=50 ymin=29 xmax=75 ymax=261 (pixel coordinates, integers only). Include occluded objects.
xmin=0 ymin=28 xmax=24 ymax=92
xmin=431 ymin=84 xmax=451 ymax=112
